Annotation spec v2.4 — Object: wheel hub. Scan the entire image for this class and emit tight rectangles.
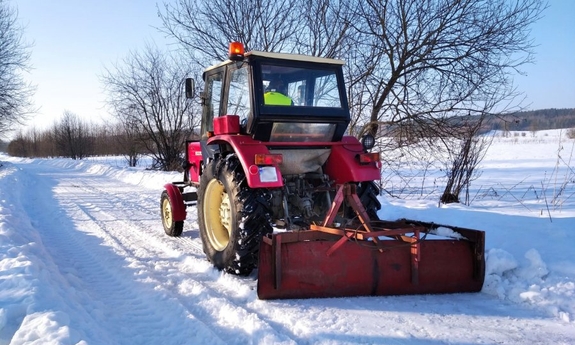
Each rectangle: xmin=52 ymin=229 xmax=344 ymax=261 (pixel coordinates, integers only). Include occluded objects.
xmin=219 ymin=191 xmax=232 ymax=231
xmin=162 ymin=198 xmax=172 ymax=227
xmin=204 ymin=179 xmax=233 ymax=251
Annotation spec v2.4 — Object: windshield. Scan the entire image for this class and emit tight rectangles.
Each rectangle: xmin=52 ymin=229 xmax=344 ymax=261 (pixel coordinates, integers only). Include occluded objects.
xmin=261 ymin=64 xmax=342 ymax=108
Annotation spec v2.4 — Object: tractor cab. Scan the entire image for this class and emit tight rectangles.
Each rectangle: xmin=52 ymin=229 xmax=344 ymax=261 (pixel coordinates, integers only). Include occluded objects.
xmin=190 ymin=42 xmax=350 ymax=143
xmin=183 ymin=42 xmax=374 ymax=187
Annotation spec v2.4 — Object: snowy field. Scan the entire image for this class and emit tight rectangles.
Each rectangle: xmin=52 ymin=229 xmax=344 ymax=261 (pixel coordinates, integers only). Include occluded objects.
xmin=0 ymin=130 xmax=574 ymax=344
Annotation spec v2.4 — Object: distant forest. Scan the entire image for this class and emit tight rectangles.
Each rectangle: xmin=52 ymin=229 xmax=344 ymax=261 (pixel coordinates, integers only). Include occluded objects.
xmin=487 ymin=108 xmax=575 ymax=132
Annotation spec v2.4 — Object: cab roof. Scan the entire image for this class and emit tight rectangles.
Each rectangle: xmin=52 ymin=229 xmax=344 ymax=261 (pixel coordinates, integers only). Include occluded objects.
xmin=204 ymin=50 xmax=345 ymax=73
xmin=246 ymin=50 xmax=344 ymax=65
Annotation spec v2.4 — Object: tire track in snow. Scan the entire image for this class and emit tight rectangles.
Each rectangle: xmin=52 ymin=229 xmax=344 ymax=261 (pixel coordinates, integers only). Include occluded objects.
xmin=43 ymin=171 xmax=299 ymax=344
xmin=19 ymin=167 xmax=228 ymax=344
xmin=98 ymin=197 xmax=339 ymax=344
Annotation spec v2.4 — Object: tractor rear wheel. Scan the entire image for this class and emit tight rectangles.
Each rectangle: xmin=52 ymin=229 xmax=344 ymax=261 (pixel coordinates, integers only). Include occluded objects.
xmin=346 ymin=181 xmax=381 ymax=221
xmin=161 ymin=190 xmax=184 ymax=236
xmin=197 ymin=156 xmax=273 ymax=276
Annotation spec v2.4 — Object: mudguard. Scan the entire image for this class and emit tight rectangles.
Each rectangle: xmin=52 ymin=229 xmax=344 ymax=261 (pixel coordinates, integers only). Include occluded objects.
xmin=323 ymin=136 xmax=381 ymax=184
xmin=163 ymin=183 xmax=186 ymax=221
xmin=207 ymin=135 xmax=284 ymax=188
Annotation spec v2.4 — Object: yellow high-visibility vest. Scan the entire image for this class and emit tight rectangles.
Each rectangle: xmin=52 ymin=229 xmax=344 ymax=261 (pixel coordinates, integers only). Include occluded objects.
xmin=264 ymin=92 xmax=292 ymax=106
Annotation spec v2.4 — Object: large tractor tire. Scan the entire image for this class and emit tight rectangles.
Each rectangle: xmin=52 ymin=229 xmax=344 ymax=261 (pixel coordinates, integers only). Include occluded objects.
xmin=161 ymin=190 xmax=184 ymax=237
xmin=197 ymin=155 xmax=273 ymax=276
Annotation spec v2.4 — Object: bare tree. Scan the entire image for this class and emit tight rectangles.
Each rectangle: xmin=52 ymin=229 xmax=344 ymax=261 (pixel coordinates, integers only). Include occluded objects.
xmin=102 ymin=45 xmax=199 ymax=171
xmin=7 ymin=121 xmax=136 ymax=159
xmin=112 ymin=117 xmax=145 ymax=167
xmin=35 ymin=129 xmax=56 ymax=157
xmin=343 ymin=0 xmax=545 ymax=203
xmin=0 ymin=138 xmax=7 ymax=152
xmin=159 ymin=0 xmax=300 ymax=66
xmin=0 ymin=0 xmax=34 ymax=137
xmin=348 ymin=0 xmax=546 ymax=139
xmin=7 ymin=127 xmax=42 ymax=157
xmin=6 ymin=130 xmax=28 ymax=156
xmin=53 ymin=111 xmax=93 ymax=159
xmin=291 ymin=0 xmax=356 ymax=58
xmin=440 ymin=116 xmax=492 ymax=204
xmin=159 ymin=0 xmax=357 ymax=64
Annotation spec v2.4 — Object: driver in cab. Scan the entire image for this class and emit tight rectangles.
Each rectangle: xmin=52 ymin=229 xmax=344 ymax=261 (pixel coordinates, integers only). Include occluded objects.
xmin=264 ymin=77 xmax=293 ymax=105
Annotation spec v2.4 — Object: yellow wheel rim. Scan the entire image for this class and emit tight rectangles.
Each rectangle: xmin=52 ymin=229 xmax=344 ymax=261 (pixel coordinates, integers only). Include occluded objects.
xmin=162 ymin=197 xmax=173 ymax=228
xmin=204 ymin=179 xmax=233 ymax=251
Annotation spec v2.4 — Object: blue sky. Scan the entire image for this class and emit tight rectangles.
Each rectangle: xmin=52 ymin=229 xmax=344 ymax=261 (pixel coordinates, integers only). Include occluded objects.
xmin=12 ymin=0 xmax=575 ymax=133
xmin=519 ymin=0 xmax=575 ymax=110
xmin=14 ymin=0 xmax=169 ymax=132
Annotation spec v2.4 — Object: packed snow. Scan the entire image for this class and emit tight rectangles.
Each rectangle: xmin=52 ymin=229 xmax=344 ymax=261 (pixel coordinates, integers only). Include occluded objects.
xmin=1 ymin=130 xmax=574 ymax=344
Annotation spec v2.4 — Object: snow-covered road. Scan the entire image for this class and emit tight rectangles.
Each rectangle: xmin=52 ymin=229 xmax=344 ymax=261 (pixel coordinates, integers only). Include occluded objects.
xmin=1 ymin=150 xmax=574 ymax=344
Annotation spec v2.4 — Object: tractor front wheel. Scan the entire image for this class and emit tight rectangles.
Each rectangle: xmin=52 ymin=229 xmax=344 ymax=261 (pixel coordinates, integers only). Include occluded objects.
xmin=161 ymin=190 xmax=184 ymax=237
xmin=197 ymin=156 xmax=273 ymax=276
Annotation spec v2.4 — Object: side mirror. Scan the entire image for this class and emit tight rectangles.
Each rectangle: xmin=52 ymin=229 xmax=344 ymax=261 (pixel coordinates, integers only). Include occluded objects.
xmin=185 ymin=78 xmax=195 ymax=99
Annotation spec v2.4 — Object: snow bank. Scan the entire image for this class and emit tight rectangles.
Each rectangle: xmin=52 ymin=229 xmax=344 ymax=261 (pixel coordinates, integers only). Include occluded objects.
xmin=430 ymin=226 xmax=467 ymax=239
xmin=0 ymin=163 xmax=88 ymax=344
xmin=32 ymin=156 xmax=182 ymax=190
xmin=484 ymin=248 xmax=574 ymax=322
xmin=382 ymin=196 xmax=575 ymax=323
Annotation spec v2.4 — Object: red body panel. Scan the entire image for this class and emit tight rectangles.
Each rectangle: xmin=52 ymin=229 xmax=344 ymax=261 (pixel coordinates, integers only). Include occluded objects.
xmin=323 ymin=136 xmax=381 ymax=184
xmin=187 ymin=141 xmax=202 ymax=184
xmin=195 ymin=115 xmax=380 ymax=187
xmin=207 ymin=135 xmax=284 ymax=188
xmin=214 ymin=115 xmax=240 ymax=135
xmin=163 ymin=183 xmax=186 ymax=221
xmin=203 ymin=135 xmax=381 ymax=187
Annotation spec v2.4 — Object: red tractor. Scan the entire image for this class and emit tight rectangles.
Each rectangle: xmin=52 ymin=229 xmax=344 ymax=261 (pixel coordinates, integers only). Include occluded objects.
xmin=161 ymin=42 xmax=485 ymax=299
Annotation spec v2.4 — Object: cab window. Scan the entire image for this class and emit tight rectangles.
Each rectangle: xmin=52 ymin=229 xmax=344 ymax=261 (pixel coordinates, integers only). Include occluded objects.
xmin=226 ymin=66 xmax=251 ymax=123
xmin=261 ymin=64 xmax=342 ymax=108
xmin=201 ymin=71 xmax=224 ymax=135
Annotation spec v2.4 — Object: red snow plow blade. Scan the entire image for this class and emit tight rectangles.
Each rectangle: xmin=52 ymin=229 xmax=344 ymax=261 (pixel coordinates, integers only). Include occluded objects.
xmin=257 ymin=185 xmax=485 ymax=300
